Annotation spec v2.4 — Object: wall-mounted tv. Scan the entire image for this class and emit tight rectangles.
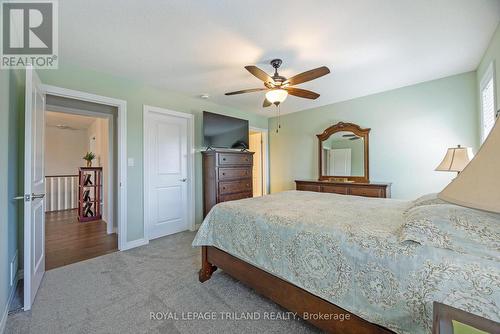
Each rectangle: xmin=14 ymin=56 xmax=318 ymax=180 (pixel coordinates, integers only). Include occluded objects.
xmin=203 ymin=111 xmax=249 ymax=149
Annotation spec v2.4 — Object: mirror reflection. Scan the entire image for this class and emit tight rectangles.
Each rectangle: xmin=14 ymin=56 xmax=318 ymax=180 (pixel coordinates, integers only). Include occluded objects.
xmin=321 ymin=131 xmax=365 ymax=177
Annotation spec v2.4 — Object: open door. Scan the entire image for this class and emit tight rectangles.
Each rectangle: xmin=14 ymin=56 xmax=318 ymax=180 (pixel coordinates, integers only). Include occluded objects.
xmin=249 ymin=128 xmax=268 ymax=196
xmin=23 ymin=66 xmax=46 ymax=310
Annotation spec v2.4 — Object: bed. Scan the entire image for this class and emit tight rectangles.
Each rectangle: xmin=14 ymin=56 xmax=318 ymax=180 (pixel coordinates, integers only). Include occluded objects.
xmin=192 ymin=191 xmax=500 ymax=333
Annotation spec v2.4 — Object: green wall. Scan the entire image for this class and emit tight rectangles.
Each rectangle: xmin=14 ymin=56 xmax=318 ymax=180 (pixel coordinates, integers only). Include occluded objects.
xmin=477 ymin=23 xmax=500 ymax=125
xmin=269 ymin=72 xmax=478 ymax=199
xmin=0 ymin=67 xmax=9 ymax=332
xmin=0 ymin=68 xmax=22 ymax=328
xmin=37 ymin=64 xmax=268 ymax=242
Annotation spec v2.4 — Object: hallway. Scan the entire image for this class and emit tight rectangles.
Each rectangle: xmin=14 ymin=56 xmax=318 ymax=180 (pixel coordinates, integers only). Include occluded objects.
xmin=45 ymin=210 xmax=118 ymax=270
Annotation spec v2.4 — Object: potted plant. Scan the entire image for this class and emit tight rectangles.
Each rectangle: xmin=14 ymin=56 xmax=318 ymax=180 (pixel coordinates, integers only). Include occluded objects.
xmin=83 ymin=152 xmax=96 ymax=167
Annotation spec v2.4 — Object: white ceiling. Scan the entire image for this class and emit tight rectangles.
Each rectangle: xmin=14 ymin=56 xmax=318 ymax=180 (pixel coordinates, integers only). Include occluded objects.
xmin=58 ymin=0 xmax=500 ymax=116
xmin=45 ymin=111 xmax=96 ymax=130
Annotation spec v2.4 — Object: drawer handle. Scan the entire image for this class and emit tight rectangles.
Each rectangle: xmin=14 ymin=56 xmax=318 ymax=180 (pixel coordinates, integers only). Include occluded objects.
xmin=222 ymin=158 xmax=226 ymax=161
xmin=246 ymin=184 xmax=250 ymax=187
xmin=222 ymin=187 xmax=226 ymax=190
xmin=222 ymin=172 xmax=225 ymax=175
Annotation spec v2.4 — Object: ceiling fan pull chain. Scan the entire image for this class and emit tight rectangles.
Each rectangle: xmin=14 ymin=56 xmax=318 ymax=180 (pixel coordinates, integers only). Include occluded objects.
xmin=276 ymin=104 xmax=281 ymax=133
xmin=279 ymin=104 xmax=281 ymax=129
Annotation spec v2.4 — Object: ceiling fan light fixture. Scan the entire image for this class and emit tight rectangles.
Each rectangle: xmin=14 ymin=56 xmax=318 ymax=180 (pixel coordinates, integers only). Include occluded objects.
xmin=225 ymin=60 xmax=330 ymax=108
xmin=265 ymin=89 xmax=288 ymax=105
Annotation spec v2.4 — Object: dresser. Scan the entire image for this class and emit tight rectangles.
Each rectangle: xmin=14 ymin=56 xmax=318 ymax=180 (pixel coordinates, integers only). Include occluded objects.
xmin=202 ymin=150 xmax=254 ymax=217
xmin=295 ymin=179 xmax=391 ymax=198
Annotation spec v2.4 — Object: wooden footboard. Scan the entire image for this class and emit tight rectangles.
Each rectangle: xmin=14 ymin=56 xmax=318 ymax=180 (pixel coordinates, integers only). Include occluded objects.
xmin=199 ymin=246 xmax=394 ymax=334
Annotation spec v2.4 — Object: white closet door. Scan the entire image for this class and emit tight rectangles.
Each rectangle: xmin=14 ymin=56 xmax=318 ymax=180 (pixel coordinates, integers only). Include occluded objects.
xmin=145 ymin=111 xmax=189 ymax=240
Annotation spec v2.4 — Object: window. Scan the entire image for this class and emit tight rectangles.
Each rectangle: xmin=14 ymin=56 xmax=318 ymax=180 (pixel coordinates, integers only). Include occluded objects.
xmin=480 ymin=62 xmax=497 ymax=143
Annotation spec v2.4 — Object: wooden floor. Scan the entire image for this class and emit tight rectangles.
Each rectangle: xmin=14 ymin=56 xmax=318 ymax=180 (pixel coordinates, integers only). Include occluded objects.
xmin=45 ymin=210 xmax=118 ymax=270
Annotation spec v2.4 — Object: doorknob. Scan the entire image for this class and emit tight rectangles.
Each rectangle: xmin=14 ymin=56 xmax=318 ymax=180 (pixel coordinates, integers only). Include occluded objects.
xmin=13 ymin=194 xmax=30 ymax=201
xmin=179 ymin=178 xmax=187 ymax=182
xmin=31 ymin=193 xmax=45 ymax=200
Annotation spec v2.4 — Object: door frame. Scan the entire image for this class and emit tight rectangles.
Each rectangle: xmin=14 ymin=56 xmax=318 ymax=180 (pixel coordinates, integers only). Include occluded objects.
xmin=143 ymin=105 xmax=195 ymax=240
xmin=249 ymin=126 xmax=269 ymax=195
xmin=41 ymin=84 xmax=129 ymax=250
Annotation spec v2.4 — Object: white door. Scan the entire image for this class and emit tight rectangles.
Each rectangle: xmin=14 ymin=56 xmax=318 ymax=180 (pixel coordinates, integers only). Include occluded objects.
xmin=331 ymin=148 xmax=352 ymax=176
xmin=145 ymin=111 xmax=189 ymax=239
xmin=24 ymin=67 xmax=46 ymax=310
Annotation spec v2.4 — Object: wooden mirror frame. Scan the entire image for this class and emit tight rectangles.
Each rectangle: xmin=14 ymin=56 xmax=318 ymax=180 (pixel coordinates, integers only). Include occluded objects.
xmin=317 ymin=122 xmax=371 ymax=183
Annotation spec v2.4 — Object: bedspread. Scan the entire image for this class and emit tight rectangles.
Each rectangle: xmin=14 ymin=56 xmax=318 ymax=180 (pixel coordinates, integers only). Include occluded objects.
xmin=193 ymin=191 xmax=500 ymax=333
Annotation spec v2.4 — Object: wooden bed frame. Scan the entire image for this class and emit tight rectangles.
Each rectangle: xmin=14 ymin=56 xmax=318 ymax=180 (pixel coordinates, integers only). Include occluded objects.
xmin=199 ymin=246 xmax=395 ymax=334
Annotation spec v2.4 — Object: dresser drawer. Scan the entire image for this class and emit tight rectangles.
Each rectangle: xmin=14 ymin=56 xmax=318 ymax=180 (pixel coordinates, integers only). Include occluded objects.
xmin=321 ymin=185 xmax=349 ymax=195
xmin=218 ymin=167 xmax=252 ymax=181
xmin=295 ymin=180 xmax=390 ymax=199
xmin=218 ymin=153 xmax=252 ymax=165
xmin=296 ymin=183 xmax=321 ymax=192
xmin=219 ymin=192 xmax=253 ymax=203
xmin=219 ymin=179 xmax=252 ymax=195
xmin=349 ymin=186 xmax=384 ymax=198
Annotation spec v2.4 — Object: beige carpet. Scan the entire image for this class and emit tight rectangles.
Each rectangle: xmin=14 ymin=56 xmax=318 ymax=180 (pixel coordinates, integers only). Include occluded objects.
xmin=6 ymin=231 xmax=319 ymax=333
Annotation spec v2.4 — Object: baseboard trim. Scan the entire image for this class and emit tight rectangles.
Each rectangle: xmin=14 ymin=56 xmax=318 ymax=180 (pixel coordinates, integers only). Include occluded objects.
xmin=121 ymin=238 xmax=149 ymax=251
xmin=107 ymin=226 xmax=117 ymax=235
xmin=1 ymin=270 xmax=21 ymax=334
xmin=0 ymin=302 xmax=7 ymax=334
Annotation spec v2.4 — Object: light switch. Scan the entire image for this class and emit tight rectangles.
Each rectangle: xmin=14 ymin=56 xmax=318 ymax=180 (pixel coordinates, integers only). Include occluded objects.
xmin=128 ymin=158 xmax=135 ymax=167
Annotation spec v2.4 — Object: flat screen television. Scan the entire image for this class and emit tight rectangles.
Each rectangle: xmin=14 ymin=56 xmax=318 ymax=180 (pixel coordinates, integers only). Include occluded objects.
xmin=203 ymin=111 xmax=249 ymax=149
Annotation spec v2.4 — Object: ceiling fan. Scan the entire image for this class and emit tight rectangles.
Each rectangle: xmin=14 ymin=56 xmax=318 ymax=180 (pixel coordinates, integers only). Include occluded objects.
xmin=225 ymin=59 xmax=330 ymax=107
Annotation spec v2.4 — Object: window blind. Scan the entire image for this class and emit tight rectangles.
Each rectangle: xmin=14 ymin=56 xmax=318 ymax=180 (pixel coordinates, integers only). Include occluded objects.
xmin=480 ymin=66 xmax=496 ymax=143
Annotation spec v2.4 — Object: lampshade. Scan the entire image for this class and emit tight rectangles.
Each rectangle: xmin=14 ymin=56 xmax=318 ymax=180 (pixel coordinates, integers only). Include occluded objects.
xmin=439 ymin=117 xmax=500 ymax=213
xmin=265 ymin=89 xmax=288 ymax=104
xmin=435 ymin=145 xmax=473 ymax=172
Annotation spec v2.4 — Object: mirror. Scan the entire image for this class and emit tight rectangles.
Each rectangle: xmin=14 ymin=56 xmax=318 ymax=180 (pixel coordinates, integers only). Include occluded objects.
xmin=321 ymin=131 xmax=365 ymax=176
xmin=317 ymin=122 xmax=370 ymax=183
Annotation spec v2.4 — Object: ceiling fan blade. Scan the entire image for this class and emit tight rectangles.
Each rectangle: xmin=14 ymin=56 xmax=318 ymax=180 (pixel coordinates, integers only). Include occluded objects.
xmin=263 ymin=98 xmax=272 ymax=107
xmin=225 ymin=88 xmax=267 ymax=96
xmin=285 ymin=87 xmax=320 ymax=99
xmin=285 ymin=66 xmax=330 ymax=85
xmin=53 ymin=124 xmax=79 ymax=130
xmin=245 ymin=65 xmax=274 ymax=84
